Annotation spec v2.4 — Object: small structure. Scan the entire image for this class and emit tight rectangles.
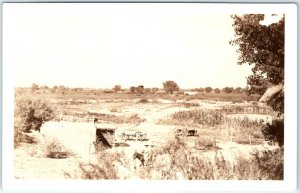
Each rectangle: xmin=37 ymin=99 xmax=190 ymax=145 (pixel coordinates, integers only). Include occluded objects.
xmin=40 ymin=121 xmax=117 ymax=155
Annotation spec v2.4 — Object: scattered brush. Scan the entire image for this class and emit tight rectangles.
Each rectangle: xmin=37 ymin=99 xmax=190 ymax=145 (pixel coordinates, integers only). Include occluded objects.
xmin=137 ymin=98 xmax=149 ymax=103
xmin=172 ymin=110 xmax=223 ymax=127
xmin=220 ymin=105 xmax=274 ymax=115
xmin=28 ymin=136 xmax=73 ymax=159
xmin=181 ymin=102 xmax=200 ymax=108
xmin=88 ymin=112 xmax=145 ymax=124
xmin=139 ymin=137 xmax=283 ymax=180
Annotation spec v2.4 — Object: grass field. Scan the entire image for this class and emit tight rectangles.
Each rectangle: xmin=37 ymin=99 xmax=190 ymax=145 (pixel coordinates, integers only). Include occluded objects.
xmin=14 ymin=88 xmax=282 ymax=180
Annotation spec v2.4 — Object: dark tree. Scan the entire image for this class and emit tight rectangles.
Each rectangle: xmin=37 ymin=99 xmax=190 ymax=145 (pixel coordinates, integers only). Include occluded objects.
xmin=163 ymin=81 xmax=179 ymax=94
xmin=234 ymin=87 xmax=243 ymax=93
xmin=231 ymin=14 xmax=285 ymax=146
xmin=223 ymin=87 xmax=234 ymax=93
xmin=230 ymin=14 xmax=284 ymax=95
xmin=204 ymin=87 xmax=212 ymax=93
xmin=262 ymin=119 xmax=284 ymax=147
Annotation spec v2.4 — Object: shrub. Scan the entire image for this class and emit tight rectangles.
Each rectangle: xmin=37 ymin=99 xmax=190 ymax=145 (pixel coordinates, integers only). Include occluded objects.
xmin=14 ymin=97 xmax=55 ymax=146
xmin=163 ymin=80 xmax=179 ymax=94
xmin=77 ymin=151 xmax=123 ymax=179
xmin=27 ymin=135 xmax=73 ymax=158
xmin=223 ymin=87 xmax=234 ymax=93
xmin=262 ymin=118 xmax=284 ymax=146
xmin=214 ymin=88 xmax=221 ymax=93
xmin=138 ymin=98 xmax=149 ymax=103
xmin=205 ymin=87 xmax=212 ymax=93
xmin=234 ymin=87 xmax=243 ymax=93
xmin=43 ymin=137 xmax=73 ymax=159
xmin=15 ymin=98 xmax=55 ymax=133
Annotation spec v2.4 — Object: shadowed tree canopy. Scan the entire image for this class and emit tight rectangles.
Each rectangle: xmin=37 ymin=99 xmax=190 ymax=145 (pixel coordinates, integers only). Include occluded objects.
xmin=230 ymin=14 xmax=284 ymax=96
xmin=163 ymin=81 xmax=179 ymax=94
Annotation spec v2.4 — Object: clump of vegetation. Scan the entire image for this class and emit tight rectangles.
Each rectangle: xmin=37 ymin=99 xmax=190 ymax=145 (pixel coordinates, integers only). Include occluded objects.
xmin=220 ymin=105 xmax=273 ymax=114
xmin=28 ymin=135 xmax=73 ymax=159
xmin=43 ymin=137 xmax=73 ymax=159
xmin=14 ymin=97 xmax=55 ymax=145
xmin=233 ymin=148 xmax=283 ymax=180
xmin=139 ymin=138 xmax=283 ymax=180
xmin=262 ymin=118 xmax=284 ymax=146
xmin=172 ymin=110 xmax=223 ymax=126
xmin=79 ymin=151 xmax=127 ymax=179
xmin=196 ymin=137 xmax=218 ymax=150
xmin=88 ymin=112 xmax=145 ymax=124
xmin=163 ymin=80 xmax=179 ymax=94
xmin=110 ymin=107 xmax=120 ymax=113
xmin=181 ymin=102 xmax=200 ymax=108
xmin=137 ymin=98 xmax=149 ymax=103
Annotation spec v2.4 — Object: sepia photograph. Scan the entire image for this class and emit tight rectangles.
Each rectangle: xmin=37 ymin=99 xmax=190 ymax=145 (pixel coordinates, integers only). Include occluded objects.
xmin=2 ymin=2 xmax=298 ymax=191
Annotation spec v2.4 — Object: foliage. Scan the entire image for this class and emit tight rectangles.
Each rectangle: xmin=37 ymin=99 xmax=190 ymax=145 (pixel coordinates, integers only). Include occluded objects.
xmin=262 ymin=118 xmax=284 ymax=146
xmin=43 ymin=137 xmax=73 ymax=158
xmin=205 ymin=87 xmax=213 ymax=93
xmin=113 ymin=85 xmax=122 ymax=93
xmin=214 ymin=88 xmax=221 ymax=93
xmin=163 ymin=80 xmax=179 ymax=94
xmin=181 ymin=102 xmax=200 ymax=108
xmin=234 ymin=87 xmax=243 ymax=93
xmin=230 ymin=14 xmax=284 ymax=95
xmin=220 ymin=105 xmax=273 ymax=114
xmin=31 ymin=83 xmax=39 ymax=92
xmin=172 ymin=109 xmax=223 ymax=126
xmin=223 ymin=87 xmax=234 ymax=93
xmin=130 ymin=86 xmax=135 ymax=93
xmin=140 ymin=138 xmax=283 ymax=180
xmin=266 ymin=87 xmax=284 ymax=114
xmin=136 ymin=85 xmax=144 ymax=94
xmin=78 ymin=151 xmax=119 ymax=179
xmin=88 ymin=112 xmax=145 ymax=124
xmin=15 ymin=98 xmax=55 ymax=133
xmin=151 ymin=87 xmax=159 ymax=94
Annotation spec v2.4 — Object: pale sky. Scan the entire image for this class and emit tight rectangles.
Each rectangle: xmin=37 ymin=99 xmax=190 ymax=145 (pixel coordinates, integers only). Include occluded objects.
xmin=4 ymin=3 xmax=282 ymax=89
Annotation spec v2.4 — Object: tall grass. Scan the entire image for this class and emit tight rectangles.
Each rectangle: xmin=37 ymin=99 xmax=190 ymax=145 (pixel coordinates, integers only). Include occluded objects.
xmin=139 ymin=138 xmax=283 ymax=180
xmin=220 ymin=105 xmax=274 ymax=115
xmin=172 ymin=110 xmax=223 ymax=127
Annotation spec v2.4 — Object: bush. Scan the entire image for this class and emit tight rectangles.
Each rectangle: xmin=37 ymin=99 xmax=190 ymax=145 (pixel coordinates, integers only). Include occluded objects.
xmin=43 ymin=137 xmax=73 ymax=158
xmin=234 ymin=148 xmax=283 ymax=180
xmin=138 ymin=98 xmax=149 ymax=103
xmin=204 ymin=87 xmax=212 ymax=93
xmin=214 ymin=88 xmax=221 ymax=93
xmin=77 ymin=151 xmax=122 ymax=179
xmin=262 ymin=118 xmax=284 ymax=146
xmin=27 ymin=135 xmax=73 ymax=159
xmin=223 ymin=87 xmax=234 ymax=93
xmin=14 ymin=97 xmax=55 ymax=146
xmin=163 ymin=80 xmax=179 ymax=94
xmin=15 ymin=98 xmax=55 ymax=133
